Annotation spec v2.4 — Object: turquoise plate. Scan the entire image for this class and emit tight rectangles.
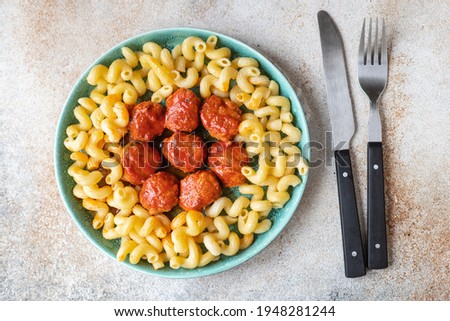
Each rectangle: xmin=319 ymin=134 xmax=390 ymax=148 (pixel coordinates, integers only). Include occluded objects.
xmin=55 ymin=28 xmax=310 ymax=278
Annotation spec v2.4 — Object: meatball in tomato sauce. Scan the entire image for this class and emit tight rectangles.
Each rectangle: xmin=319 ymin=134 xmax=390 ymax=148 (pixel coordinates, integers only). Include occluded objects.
xmin=162 ymin=132 xmax=207 ymax=173
xmin=200 ymin=95 xmax=242 ymax=142
xmin=121 ymin=142 xmax=162 ymax=185
xmin=179 ymin=170 xmax=222 ymax=211
xmin=165 ymin=88 xmax=201 ymax=133
xmin=140 ymin=172 xmax=179 ymax=214
xmin=128 ymin=100 xmax=165 ymax=142
xmin=208 ymin=141 xmax=250 ymax=187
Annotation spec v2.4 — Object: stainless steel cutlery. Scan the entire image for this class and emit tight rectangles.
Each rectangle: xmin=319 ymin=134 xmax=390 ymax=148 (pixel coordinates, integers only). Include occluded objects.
xmin=318 ymin=11 xmax=389 ymax=277
xmin=318 ymin=10 xmax=366 ymax=278
xmin=358 ymin=18 xmax=389 ymax=269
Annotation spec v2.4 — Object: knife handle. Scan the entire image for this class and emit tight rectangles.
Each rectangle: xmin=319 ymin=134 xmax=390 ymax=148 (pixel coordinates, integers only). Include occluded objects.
xmin=367 ymin=142 xmax=388 ymax=269
xmin=334 ymin=150 xmax=366 ymax=278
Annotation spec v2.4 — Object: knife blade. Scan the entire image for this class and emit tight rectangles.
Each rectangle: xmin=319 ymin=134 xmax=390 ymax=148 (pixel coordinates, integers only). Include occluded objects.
xmin=318 ymin=10 xmax=366 ymax=278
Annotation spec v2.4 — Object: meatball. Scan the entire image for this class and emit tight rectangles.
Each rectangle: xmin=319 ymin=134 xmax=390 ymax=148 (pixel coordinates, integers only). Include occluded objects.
xmin=208 ymin=141 xmax=250 ymax=187
xmin=165 ymin=88 xmax=201 ymax=132
xmin=200 ymin=95 xmax=242 ymax=141
xmin=140 ymin=172 xmax=179 ymax=214
xmin=128 ymin=100 xmax=165 ymax=142
xmin=121 ymin=142 xmax=162 ymax=185
xmin=179 ymin=170 xmax=222 ymax=211
xmin=162 ymin=132 xmax=207 ymax=173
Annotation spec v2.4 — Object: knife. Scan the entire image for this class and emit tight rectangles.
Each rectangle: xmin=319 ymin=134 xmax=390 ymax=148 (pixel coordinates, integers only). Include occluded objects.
xmin=318 ymin=10 xmax=366 ymax=278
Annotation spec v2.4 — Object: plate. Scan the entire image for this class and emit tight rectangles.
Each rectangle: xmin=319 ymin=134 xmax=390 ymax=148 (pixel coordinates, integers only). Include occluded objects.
xmin=54 ymin=28 xmax=310 ymax=278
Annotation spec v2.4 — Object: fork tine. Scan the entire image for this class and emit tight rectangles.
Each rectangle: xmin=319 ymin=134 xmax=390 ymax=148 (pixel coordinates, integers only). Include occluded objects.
xmin=381 ymin=18 xmax=387 ymax=65
xmin=374 ymin=18 xmax=379 ymax=65
xmin=359 ymin=18 xmax=366 ymax=65
xmin=367 ymin=18 xmax=372 ymax=65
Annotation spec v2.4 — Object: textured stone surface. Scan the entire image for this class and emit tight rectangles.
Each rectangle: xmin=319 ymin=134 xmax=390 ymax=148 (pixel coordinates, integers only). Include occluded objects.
xmin=1 ymin=0 xmax=449 ymax=300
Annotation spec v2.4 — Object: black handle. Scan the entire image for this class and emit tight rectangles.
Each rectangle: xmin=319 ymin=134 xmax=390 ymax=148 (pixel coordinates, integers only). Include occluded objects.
xmin=367 ymin=142 xmax=388 ymax=269
xmin=334 ymin=150 xmax=366 ymax=278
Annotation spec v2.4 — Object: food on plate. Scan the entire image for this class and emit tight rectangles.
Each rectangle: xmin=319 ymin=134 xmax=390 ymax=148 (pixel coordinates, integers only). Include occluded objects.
xmin=128 ymin=100 xmax=165 ymax=142
xmin=165 ymin=88 xmax=201 ymax=132
xmin=162 ymin=132 xmax=207 ymax=173
xmin=140 ymin=171 xmax=179 ymax=214
xmin=121 ymin=142 xmax=162 ymax=185
xmin=64 ymin=34 xmax=309 ymax=270
xmin=179 ymin=170 xmax=222 ymax=211
xmin=207 ymin=141 xmax=249 ymax=187
xmin=200 ymin=95 xmax=241 ymax=141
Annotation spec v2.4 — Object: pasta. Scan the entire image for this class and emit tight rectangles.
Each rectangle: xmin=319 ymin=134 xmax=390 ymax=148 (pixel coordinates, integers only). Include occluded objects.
xmin=238 ymin=118 xmax=264 ymax=142
xmin=215 ymin=66 xmax=238 ymax=92
xmin=151 ymin=85 xmax=173 ymax=103
xmin=188 ymin=51 xmax=205 ymax=70
xmin=142 ymin=42 xmax=162 ymax=58
xmin=238 ymin=210 xmax=259 ymax=234
xmin=106 ymin=59 xmax=133 ymax=83
xmin=205 ymin=196 xmax=250 ymax=218
xmin=205 ymin=35 xmax=231 ymax=60
xmin=108 ymin=82 xmax=138 ymax=105
xmin=170 ymin=68 xmax=199 ymax=88
xmin=63 ymin=34 xmax=309 ymax=270
xmin=170 ymin=237 xmax=201 ymax=269
xmin=181 ymin=36 xmax=207 ymax=61
xmin=121 ymin=47 xmax=139 ymax=68
xmin=174 ymin=56 xmax=186 ymax=72
xmin=207 ymin=58 xmax=231 ymax=77
xmin=82 ymin=198 xmax=109 ymax=229
xmin=241 ymin=156 xmax=270 ymax=184
xmin=130 ymin=71 xmax=147 ymax=96
xmin=245 ymin=86 xmax=271 ymax=110
xmin=236 ymin=66 xmax=261 ymax=93
xmin=139 ymin=54 xmax=174 ymax=86
xmin=199 ymin=74 xmax=218 ymax=98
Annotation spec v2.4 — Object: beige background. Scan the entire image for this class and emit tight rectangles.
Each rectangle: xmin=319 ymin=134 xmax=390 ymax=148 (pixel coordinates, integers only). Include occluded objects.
xmin=1 ymin=0 xmax=449 ymax=300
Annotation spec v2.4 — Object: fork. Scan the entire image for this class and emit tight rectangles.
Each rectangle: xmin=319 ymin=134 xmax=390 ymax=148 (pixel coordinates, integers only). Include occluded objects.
xmin=358 ymin=18 xmax=388 ymax=269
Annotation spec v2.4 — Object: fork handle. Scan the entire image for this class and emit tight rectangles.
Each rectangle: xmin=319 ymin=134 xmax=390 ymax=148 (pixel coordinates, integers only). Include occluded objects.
xmin=367 ymin=142 xmax=388 ymax=269
xmin=334 ymin=149 xmax=366 ymax=278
